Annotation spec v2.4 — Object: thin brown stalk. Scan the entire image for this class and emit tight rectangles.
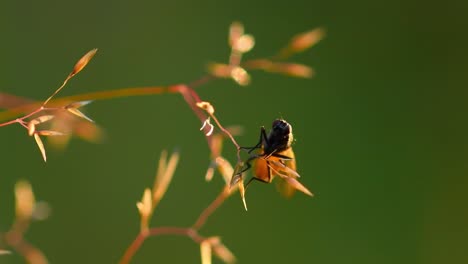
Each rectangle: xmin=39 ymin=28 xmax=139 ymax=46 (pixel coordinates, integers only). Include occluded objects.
xmin=0 ymin=86 xmax=169 ymax=122
xmin=192 ymin=186 xmax=230 ymax=230
xmin=120 ymin=183 xmax=230 ymax=264
xmin=119 ymin=227 xmax=205 ymax=264
xmin=209 ymin=113 xmax=242 ymax=162
xmin=0 ymin=54 xmax=290 ymax=123
xmin=119 ymin=231 xmax=147 ymax=264
xmin=6 ymin=236 xmax=48 ymax=264
xmin=0 ymin=107 xmax=43 ymax=127
xmin=187 ymin=74 xmax=215 ymax=89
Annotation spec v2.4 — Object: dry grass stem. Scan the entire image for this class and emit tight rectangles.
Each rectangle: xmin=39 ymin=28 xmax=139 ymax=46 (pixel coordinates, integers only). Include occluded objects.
xmin=1 ymin=21 xmax=321 ymax=264
xmin=42 ymin=49 xmax=97 ymax=106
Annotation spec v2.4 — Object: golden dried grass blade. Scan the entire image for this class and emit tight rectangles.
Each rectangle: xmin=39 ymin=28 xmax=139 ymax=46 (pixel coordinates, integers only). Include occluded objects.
xmin=136 ymin=188 xmax=152 ymax=216
xmin=200 ymin=240 xmax=212 ymax=264
xmin=212 ymin=241 xmax=236 ymax=264
xmin=34 ymin=133 xmax=47 ymax=162
xmin=230 ymin=162 xmax=244 ymax=188
xmin=65 ymin=100 xmax=93 ymax=109
xmin=268 ymin=160 xmax=301 ymax=178
xmin=37 ymin=130 xmax=65 ymax=136
xmin=42 ymin=49 xmax=97 ymax=106
xmin=66 ymin=108 xmax=94 ymax=123
xmin=136 ymin=188 xmax=152 ymax=231
xmin=70 ymin=48 xmax=98 ymax=78
xmin=271 ymin=63 xmax=315 ymax=78
xmin=152 ymin=151 xmax=179 ymax=209
xmin=161 ymin=151 xmax=179 ymax=188
xmin=30 ymin=115 xmax=55 ymax=126
xmin=238 ymin=180 xmax=248 ymax=211
xmin=276 ymin=27 xmax=325 ymax=59
xmin=15 ymin=180 xmax=35 ymax=221
xmin=154 ymin=150 xmax=168 ymax=186
xmin=29 ymin=115 xmax=56 ymax=136
xmin=28 ymin=122 xmax=36 ymax=136
xmin=290 ymin=28 xmax=325 ymax=53
xmin=282 ymin=177 xmax=313 ymax=196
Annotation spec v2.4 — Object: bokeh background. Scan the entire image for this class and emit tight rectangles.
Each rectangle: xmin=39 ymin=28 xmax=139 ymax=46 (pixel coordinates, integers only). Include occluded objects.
xmin=1 ymin=0 xmax=468 ymax=263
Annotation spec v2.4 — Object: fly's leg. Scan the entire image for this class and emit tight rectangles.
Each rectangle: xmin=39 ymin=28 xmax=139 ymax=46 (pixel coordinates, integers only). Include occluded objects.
xmin=239 ymin=126 xmax=268 ymax=153
xmin=244 ymin=159 xmax=272 ymax=190
xmin=244 ymin=174 xmax=271 ymax=189
xmin=235 ymin=154 xmax=260 ymax=175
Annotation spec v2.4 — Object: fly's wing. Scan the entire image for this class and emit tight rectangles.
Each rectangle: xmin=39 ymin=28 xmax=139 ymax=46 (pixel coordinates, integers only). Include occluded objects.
xmin=275 ymin=148 xmax=298 ymax=197
xmin=253 ymin=148 xmax=313 ymax=197
xmin=253 ymin=148 xmax=290 ymax=183
xmin=274 ymin=148 xmax=314 ymax=197
xmin=276 ymin=160 xmax=297 ymax=198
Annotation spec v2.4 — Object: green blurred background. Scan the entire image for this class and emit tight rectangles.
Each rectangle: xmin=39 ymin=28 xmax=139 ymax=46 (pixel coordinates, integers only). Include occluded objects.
xmin=1 ymin=0 xmax=468 ymax=263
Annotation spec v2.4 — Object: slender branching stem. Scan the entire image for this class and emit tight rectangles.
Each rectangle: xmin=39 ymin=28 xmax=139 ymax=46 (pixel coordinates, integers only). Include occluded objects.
xmin=192 ymin=186 xmax=230 ymax=230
